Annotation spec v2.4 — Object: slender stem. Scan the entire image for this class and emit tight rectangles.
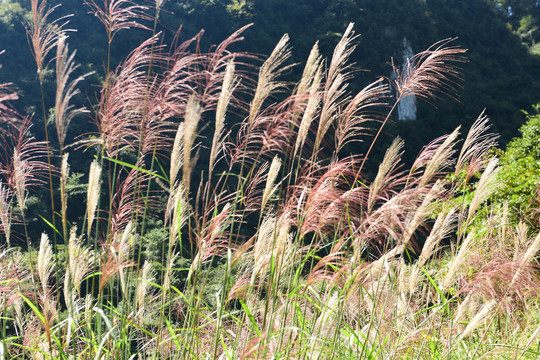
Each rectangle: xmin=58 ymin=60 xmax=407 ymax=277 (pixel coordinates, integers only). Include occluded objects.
xmin=39 ymin=79 xmax=57 ymax=245
xmin=358 ymin=100 xmax=399 ymax=176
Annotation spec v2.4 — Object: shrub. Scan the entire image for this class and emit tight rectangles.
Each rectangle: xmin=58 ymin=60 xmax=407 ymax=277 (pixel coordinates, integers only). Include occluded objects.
xmin=494 ymin=106 xmax=540 ymax=228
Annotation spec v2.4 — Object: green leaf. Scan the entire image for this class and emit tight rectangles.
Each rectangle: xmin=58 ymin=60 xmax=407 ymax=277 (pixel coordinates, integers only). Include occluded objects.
xmin=39 ymin=215 xmax=62 ymax=237
xmin=239 ymin=299 xmax=261 ymax=337
xmin=103 ymin=157 xmax=167 ymax=181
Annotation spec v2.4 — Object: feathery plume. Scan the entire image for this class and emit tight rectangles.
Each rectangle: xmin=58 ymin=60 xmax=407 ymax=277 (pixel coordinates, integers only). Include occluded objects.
xmin=457 ymin=299 xmax=497 ymax=341
xmin=368 ymin=138 xmax=404 ymax=212
xmin=90 ymin=35 xmax=168 ymax=157
xmin=12 ymin=150 xmax=29 ymax=215
xmin=60 ymin=153 xmax=69 ymax=240
xmin=183 ymin=94 xmax=201 ymax=192
xmin=86 ymin=160 xmax=102 ymax=239
xmin=37 ymin=233 xmax=54 ymax=294
xmin=169 ymin=122 xmax=184 ymax=188
xmin=508 ymin=231 xmax=540 ymax=290
xmin=455 ymin=112 xmax=498 ymax=179
xmin=209 ymin=60 xmax=236 ymax=175
xmin=200 ymin=203 xmax=232 ymax=261
xmin=0 ymin=81 xmax=18 ymax=114
xmin=391 ymin=38 xmax=467 ymax=103
xmin=0 ymin=182 xmax=12 ymax=246
xmin=453 ymin=293 xmax=476 ymax=327
xmin=467 ymin=157 xmax=499 ymax=224
xmin=109 ymin=166 xmax=153 ymax=235
xmin=293 ymin=64 xmax=322 ymax=158
xmin=85 ymin=0 xmax=151 ymax=43
xmin=166 ymin=183 xmax=188 ymax=248
xmin=249 ymin=34 xmax=292 ymax=125
xmin=327 ymin=23 xmax=357 ymax=87
xmin=135 ymin=261 xmax=154 ymax=313
xmin=115 ymin=222 xmax=133 ymax=294
xmin=55 ymin=34 xmax=91 ymax=151
xmin=402 ymin=181 xmax=445 ymax=249
xmin=296 ymin=42 xmax=322 ymax=96
xmin=418 ymin=209 xmax=457 ymax=268
xmin=361 ymin=39 xmax=466 ymax=173
xmin=162 ymin=252 xmax=177 ymax=291
xmin=252 ymin=214 xmax=291 ymax=283
xmin=315 ymin=23 xmax=358 ymax=152
xmin=27 ymin=0 xmax=66 ymax=81
xmin=441 ymin=232 xmax=475 ymax=291
xmin=335 ymin=79 xmax=389 ymax=153
xmin=261 ymin=156 xmax=282 ymax=211
xmin=99 ymin=247 xmax=134 ymax=294
xmin=514 ymin=222 xmax=528 ymax=261
xmin=418 ymin=128 xmax=460 ymax=187
xmin=501 ymin=202 xmax=509 ymax=249
xmin=64 ymin=227 xmax=94 ymax=299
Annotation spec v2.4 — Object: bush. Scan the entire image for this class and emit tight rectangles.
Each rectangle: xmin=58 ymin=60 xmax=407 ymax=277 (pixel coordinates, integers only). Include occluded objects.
xmin=495 ymin=105 xmax=540 ymax=228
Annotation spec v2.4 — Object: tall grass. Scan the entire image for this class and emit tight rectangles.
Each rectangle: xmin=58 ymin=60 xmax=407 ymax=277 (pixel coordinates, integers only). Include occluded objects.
xmin=1 ymin=1 xmax=540 ymax=359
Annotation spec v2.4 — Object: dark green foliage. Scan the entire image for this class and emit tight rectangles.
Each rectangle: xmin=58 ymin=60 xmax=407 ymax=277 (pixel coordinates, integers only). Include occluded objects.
xmin=494 ymin=106 xmax=540 ymax=227
xmin=2 ymin=0 xmax=540 ymax=157
xmin=141 ymin=226 xmax=168 ymax=266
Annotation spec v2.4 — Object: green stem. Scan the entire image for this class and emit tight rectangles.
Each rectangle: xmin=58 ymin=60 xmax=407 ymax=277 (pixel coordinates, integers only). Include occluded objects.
xmin=39 ymin=79 xmax=57 ymax=247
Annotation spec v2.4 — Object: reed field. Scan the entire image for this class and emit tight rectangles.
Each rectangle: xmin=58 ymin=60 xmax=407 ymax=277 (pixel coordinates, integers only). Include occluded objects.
xmin=1 ymin=1 xmax=540 ymax=359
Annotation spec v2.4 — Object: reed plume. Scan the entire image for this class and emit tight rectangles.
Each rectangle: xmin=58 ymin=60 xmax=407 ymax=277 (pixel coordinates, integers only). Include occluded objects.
xmin=0 ymin=118 xmax=49 ymax=217
xmin=26 ymin=0 xmax=65 ymax=81
xmin=183 ymin=94 xmax=201 ymax=192
xmin=455 ymin=112 xmax=499 ymax=179
xmin=135 ymin=260 xmax=154 ymax=314
xmin=60 ymin=153 xmax=69 ymax=240
xmin=109 ymin=166 xmax=153 ymax=235
xmin=249 ymin=34 xmax=292 ymax=126
xmin=368 ymin=137 xmax=404 ymax=212
xmin=293 ymin=67 xmax=322 ymax=158
xmin=86 ymin=160 xmax=102 ymax=239
xmin=417 ymin=209 xmax=457 ymax=268
xmin=209 ymin=60 xmax=236 ymax=176
xmin=64 ymin=227 xmax=94 ymax=299
xmin=335 ymin=78 xmax=389 ymax=153
xmin=456 ymin=299 xmax=497 ymax=342
xmin=315 ymin=23 xmax=357 ymax=153
xmin=85 ymin=0 xmax=151 ymax=44
xmin=166 ymin=183 xmax=188 ymax=248
xmin=169 ymin=123 xmax=184 ymax=188
xmin=466 ymin=157 xmax=500 ymax=224
xmin=54 ymin=34 xmax=91 ymax=151
xmin=391 ymin=38 xmax=467 ymax=103
xmin=0 ymin=182 xmax=12 ymax=246
xmin=261 ymin=156 xmax=282 ymax=212
xmin=37 ymin=233 xmax=54 ymax=295
xmin=252 ymin=214 xmax=292 ymax=283
xmin=360 ymin=38 xmax=467 ymax=173
xmin=417 ymin=128 xmax=460 ymax=187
